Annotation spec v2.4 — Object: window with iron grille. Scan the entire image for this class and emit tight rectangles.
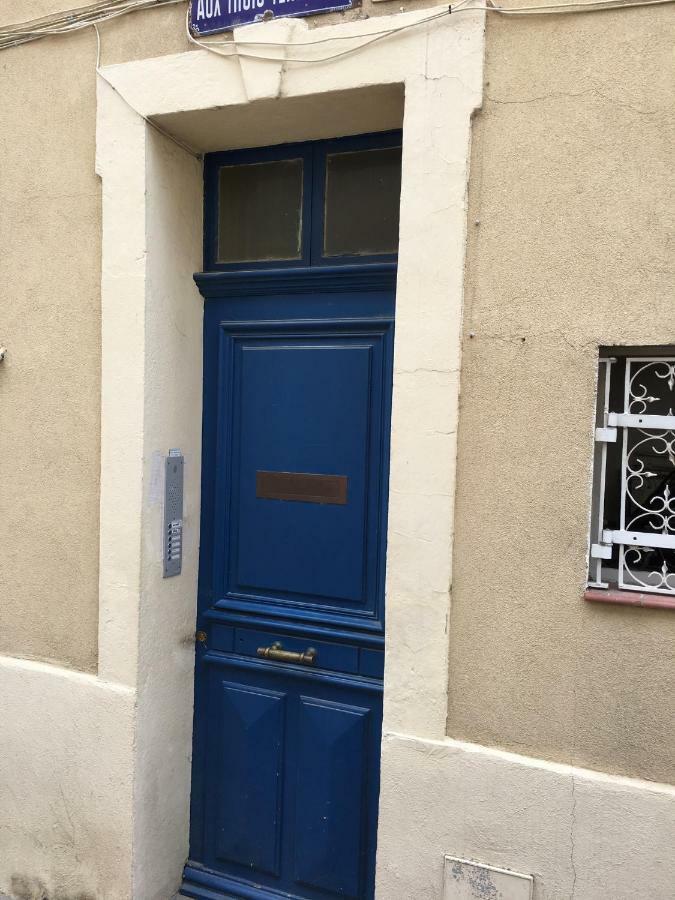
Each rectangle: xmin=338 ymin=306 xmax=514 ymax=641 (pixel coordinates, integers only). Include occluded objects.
xmin=589 ymin=351 xmax=675 ymax=596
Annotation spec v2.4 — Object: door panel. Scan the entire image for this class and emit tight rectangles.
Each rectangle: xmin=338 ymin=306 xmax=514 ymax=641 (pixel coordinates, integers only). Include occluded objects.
xmin=236 ymin=341 xmax=371 ymax=604
xmin=188 ymin=655 xmax=382 ymax=900
xmin=294 ymin=698 xmax=369 ymax=898
xmin=213 ymin=683 xmax=285 ymax=875
xmin=185 ymin=272 xmax=394 ymax=900
xmin=214 ymin=320 xmax=391 ymax=629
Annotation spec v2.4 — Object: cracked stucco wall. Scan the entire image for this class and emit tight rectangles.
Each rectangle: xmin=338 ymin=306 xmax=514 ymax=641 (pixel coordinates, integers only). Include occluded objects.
xmin=376 ymin=733 xmax=675 ymax=899
xmin=0 ymin=2 xmax=194 ymax=672
xmin=450 ymin=5 xmax=675 ymax=784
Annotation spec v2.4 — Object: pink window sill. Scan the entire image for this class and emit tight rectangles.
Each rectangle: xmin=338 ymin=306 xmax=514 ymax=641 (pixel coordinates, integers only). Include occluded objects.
xmin=584 ymin=587 xmax=675 ymax=611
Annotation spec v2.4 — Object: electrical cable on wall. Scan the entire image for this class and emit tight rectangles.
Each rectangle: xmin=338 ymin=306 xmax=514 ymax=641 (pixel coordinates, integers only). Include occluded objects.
xmin=1 ymin=0 xmax=674 ymax=54
xmin=1 ymin=0 xmax=671 ymax=156
xmin=0 ymin=0 xmax=185 ymax=50
xmin=184 ymin=0 xmax=675 ymax=63
xmin=91 ymin=21 xmax=203 ymax=158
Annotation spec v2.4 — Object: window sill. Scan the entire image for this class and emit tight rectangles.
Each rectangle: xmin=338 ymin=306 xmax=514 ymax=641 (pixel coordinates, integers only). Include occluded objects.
xmin=584 ymin=588 xmax=675 ymax=611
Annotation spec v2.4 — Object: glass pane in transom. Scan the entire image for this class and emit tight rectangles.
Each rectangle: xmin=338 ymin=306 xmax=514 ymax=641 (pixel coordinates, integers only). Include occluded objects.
xmin=218 ymin=158 xmax=303 ymax=263
xmin=324 ymin=146 xmax=402 ymax=258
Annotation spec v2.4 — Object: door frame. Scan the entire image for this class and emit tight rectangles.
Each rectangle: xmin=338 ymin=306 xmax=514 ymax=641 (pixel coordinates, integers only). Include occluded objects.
xmin=186 ymin=262 xmax=395 ymax=896
xmin=95 ymin=12 xmax=485 ymax=896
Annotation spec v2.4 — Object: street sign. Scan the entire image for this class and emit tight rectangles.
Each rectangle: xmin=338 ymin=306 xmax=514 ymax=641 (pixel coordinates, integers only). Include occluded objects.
xmin=190 ymin=0 xmax=354 ymax=34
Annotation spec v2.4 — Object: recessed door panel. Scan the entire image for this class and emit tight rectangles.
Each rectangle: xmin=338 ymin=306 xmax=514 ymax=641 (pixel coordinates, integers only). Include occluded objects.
xmin=236 ymin=341 xmax=371 ymax=604
xmin=294 ymin=698 xmax=369 ymax=898
xmin=213 ymin=318 xmax=392 ymax=630
xmin=210 ymin=681 xmax=285 ymax=875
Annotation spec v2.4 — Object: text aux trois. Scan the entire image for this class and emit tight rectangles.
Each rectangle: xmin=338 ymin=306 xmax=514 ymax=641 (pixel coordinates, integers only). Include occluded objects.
xmin=196 ymin=0 xmax=297 ymax=17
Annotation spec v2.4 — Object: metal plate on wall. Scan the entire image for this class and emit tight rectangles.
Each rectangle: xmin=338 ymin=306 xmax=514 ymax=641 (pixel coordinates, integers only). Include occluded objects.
xmin=256 ymin=471 xmax=348 ymax=505
xmin=164 ymin=453 xmax=184 ymax=578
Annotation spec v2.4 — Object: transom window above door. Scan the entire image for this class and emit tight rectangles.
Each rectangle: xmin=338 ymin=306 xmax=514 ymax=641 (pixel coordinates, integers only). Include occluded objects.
xmin=203 ymin=131 xmax=402 ymax=271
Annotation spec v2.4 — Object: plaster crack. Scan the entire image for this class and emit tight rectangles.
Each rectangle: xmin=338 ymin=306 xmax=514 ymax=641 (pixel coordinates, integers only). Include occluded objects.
xmin=396 ymin=367 xmax=459 ymax=375
xmin=485 ymin=87 xmax=598 ymax=106
xmin=55 ymin=784 xmax=79 ymax=856
xmin=392 ymin=529 xmax=433 ymax=544
xmin=278 ymin=57 xmax=288 ymax=99
xmin=468 ymin=328 xmax=598 ymax=353
xmin=592 ymin=89 xmax=666 ymax=118
xmin=391 ymin=489 xmax=451 ymax=498
xmin=486 ymin=86 xmax=663 ymax=118
xmin=171 ymin=316 xmax=187 ymax=339
xmin=569 ymin=774 xmax=578 ymax=900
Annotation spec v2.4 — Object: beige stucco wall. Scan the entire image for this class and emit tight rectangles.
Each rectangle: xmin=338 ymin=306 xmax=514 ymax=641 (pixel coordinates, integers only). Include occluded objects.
xmin=376 ymin=734 xmax=675 ymax=900
xmin=0 ymin=2 xmax=191 ymax=673
xmin=0 ymin=23 xmax=100 ymax=672
xmin=450 ymin=5 xmax=675 ymax=784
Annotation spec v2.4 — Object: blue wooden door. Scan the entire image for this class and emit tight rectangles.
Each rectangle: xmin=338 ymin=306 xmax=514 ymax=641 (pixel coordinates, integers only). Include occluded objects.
xmin=182 ymin=267 xmax=395 ymax=900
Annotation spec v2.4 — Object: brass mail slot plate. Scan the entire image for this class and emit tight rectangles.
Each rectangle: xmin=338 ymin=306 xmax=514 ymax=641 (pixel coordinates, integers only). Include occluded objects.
xmin=256 ymin=471 xmax=348 ymax=505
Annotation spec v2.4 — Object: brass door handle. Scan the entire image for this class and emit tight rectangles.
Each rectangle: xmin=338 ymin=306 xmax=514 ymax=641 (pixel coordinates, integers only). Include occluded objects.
xmin=256 ymin=642 xmax=317 ymax=666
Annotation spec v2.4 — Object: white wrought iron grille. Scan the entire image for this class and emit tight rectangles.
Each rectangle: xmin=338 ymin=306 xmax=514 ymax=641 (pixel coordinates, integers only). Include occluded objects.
xmin=589 ymin=355 xmax=675 ymax=595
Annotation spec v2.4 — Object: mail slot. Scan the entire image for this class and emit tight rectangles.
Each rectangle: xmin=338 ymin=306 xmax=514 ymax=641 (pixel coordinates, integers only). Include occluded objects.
xmin=256 ymin=471 xmax=348 ymax=505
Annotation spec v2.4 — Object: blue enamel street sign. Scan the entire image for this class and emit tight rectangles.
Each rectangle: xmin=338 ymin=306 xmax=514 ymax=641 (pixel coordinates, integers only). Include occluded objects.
xmin=191 ymin=0 xmax=353 ymax=34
